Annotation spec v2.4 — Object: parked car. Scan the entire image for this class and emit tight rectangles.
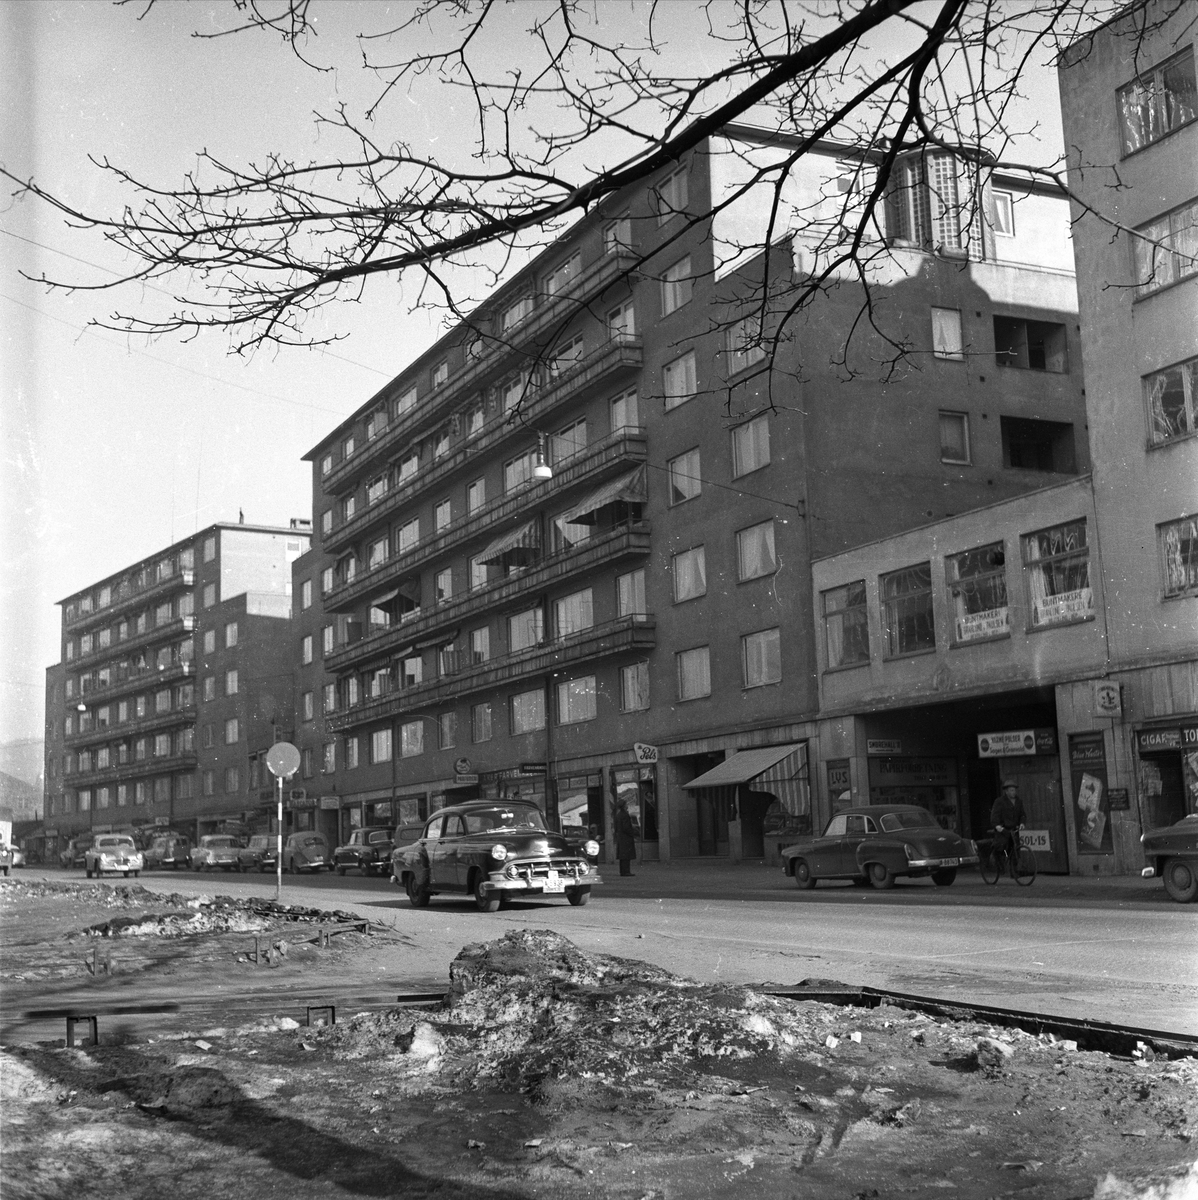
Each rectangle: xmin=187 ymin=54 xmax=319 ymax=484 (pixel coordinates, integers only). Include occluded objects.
xmin=238 ymin=833 xmax=279 ymax=873
xmin=10 ymin=846 xmax=26 ymax=868
xmin=1141 ymin=814 xmax=1198 ymax=903
xmin=190 ymin=835 xmax=241 ymax=872
xmin=391 ymin=801 xmax=601 ymax=911
xmin=85 ymin=834 xmax=143 ymax=879
xmin=782 ymin=805 xmax=979 ymax=890
xmin=60 ymin=833 xmax=96 ymax=868
xmin=0 ymin=843 xmax=12 ymax=876
xmin=333 ymin=827 xmax=394 ymax=876
xmin=144 ymin=833 xmax=191 ymax=870
xmin=283 ymin=832 xmax=331 ymax=873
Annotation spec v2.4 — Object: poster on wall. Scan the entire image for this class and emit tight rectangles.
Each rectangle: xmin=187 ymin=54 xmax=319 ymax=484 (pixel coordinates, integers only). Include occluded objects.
xmin=1069 ymin=731 xmax=1112 ymax=853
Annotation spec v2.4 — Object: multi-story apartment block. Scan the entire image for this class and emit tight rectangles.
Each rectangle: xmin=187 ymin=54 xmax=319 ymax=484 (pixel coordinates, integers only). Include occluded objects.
xmin=293 ymin=125 xmax=1086 ymax=864
xmin=43 ymin=522 xmax=308 ymax=857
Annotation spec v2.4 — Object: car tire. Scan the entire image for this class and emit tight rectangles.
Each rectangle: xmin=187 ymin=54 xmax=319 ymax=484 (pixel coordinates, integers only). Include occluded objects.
xmin=405 ymin=875 xmax=431 ymax=908
xmin=1162 ymin=858 xmax=1198 ymax=904
xmin=931 ymin=868 xmax=957 ymax=887
xmin=868 ymin=862 xmax=896 ymax=890
xmin=566 ymin=887 xmax=591 ymax=906
xmin=473 ymin=872 xmax=501 ymax=913
xmin=133 ymin=870 xmax=140 ymax=878
xmin=792 ymin=859 xmax=816 ymax=890
xmin=86 ymin=865 xmax=93 ymax=879
xmin=337 ymin=865 xmax=346 ymax=876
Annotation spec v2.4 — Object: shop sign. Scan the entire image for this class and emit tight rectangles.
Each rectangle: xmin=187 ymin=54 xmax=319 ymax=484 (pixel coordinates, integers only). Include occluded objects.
xmin=827 ymin=759 xmax=851 ymax=796
xmin=289 ymin=793 xmax=317 ymax=810
xmin=319 ymin=796 xmax=340 ymax=811
xmin=1107 ymin=788 xmax=1130 ymax=812
xmin=454 ymin=757 xmax=473 ymax=775
xmin=956 ymin=605 xmax=1010 ymax=643
xmin=519 ymin=762 xmax=548 ymax=775
xmin=978 ymin=730 xmax=1036 ymax=758
xmin=1069 ymin=731 xmax=1112 ymax=854
xmin=1136 ymin=728 xmax=1181 ymax=753
xmin=867 ymin=739 xmax=902 ymax=755
xmin=1183 ymin=725 xmax=1198 ymax=748
xmin=454 ymin=773 xmax=479 ymax=785
xmin=867 ymin=757 xmax=956 ymax=787
xmin=1093 ymin=680 xmax=1122 ymax=717
xmin=1021 ymin=829 xmax=1052 ymax=851
xmin=1033 ymin=586 xmax=1093 ymax=626
xmin=633 ymin=742 xmax=659 ymax=764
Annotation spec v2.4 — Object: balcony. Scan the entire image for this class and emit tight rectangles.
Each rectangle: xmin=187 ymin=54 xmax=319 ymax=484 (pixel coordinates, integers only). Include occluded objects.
xmin=322 ymin=334 xmax=643 ymax=546
xmin=66 ymin=705 xmax=197 ymax=749
xmin=326 ymin=523 xmax=651 ymax=673
xmin=76 ymin=661 xmax=193 ymax=705
xmin=325 ymin=429 xmax=647 ymax=608
xmin=65 ymin=571 xmax=196 ymax=632
xmin=66 ymin=750 xmax=199 ymax=788
xmin=327 ymin=613 xmax=655 ymax=732
xmin=74 ymin=616 xmax=196 ymax=665
xmin=321 ymin=252 xmax=640 ymax=494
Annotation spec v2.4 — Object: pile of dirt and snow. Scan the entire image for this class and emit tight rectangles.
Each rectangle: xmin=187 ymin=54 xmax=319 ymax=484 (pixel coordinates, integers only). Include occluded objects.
xmin=80 ymin=910 xmax=276 ymax=938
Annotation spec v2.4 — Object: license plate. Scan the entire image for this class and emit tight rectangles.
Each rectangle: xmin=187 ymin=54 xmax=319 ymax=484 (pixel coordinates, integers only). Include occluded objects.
xmin=543 ymin=871 xmax=565 ymax=893
xmin=939 ymin=858 xmax=960 ymax=867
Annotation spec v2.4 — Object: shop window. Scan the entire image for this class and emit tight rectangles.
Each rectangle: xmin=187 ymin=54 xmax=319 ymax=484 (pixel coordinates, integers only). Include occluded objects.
xmin=1145 ymin=355 xmax=1198 ymax=445
xmin=1022 ymin=519 xmax=1093 ymax=628
xmin=742 ymin=628 xmax=782 ymax=688
xmin=947 ymin=542 xmax=1009 ymax=642
xmin=1159 ymin=514 xmax=1198 ymax=598
xmin=1001 ymin=416 xmax=1076 ymax=473
xmin=993 ymin=317 xmax=1068 ymax=372
xmin=1118 ymin=47 xmax=1196 ymax=155
xmin=880 ymin=563 xmax=935 ymax=658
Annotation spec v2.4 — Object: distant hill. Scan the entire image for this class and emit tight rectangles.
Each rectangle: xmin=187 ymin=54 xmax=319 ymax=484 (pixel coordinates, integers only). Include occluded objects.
xmin=0 ymin=770 xmax=41 ymax=819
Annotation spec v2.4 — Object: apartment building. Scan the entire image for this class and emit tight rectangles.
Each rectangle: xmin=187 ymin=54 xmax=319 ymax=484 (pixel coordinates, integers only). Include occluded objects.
xmin=43 ymin=523 xmax=308 ymax=857
xmin=293 ymin=126 xmax=1087 ymax=863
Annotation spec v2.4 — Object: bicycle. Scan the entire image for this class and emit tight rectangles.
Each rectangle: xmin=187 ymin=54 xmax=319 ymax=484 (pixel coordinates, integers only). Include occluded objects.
xmin=980 ymin=827 xmax=1037 ymax=886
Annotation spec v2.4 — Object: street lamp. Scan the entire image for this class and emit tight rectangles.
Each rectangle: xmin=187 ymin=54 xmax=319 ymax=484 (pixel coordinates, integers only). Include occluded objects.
xmin=533 ymin=433 xmax=553 ymax=481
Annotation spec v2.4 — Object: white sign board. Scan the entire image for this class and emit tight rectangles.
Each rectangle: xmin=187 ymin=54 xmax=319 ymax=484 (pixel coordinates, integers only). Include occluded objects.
xmin=1033 ymin=587 xmax=1093 ymax=627
xmin=633 ymin=742 xmax=659 ymax=764
xmin=977 ymin=730 xmax=1037 ymax=758
xmin=1020 ymin=829 xmax=1052 ymax=852
xmin=867 ymin=739 xmax=903 ymax=755
xmin=1093 ymin=680 xmax=1122 ymax=717
xmin=956 ymin=606 xmax=1010 ymax=643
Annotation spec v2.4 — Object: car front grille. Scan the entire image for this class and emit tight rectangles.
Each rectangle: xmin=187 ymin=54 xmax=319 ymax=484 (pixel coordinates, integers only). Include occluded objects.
xmin=506 ymin=857 xmax=590 ymax=882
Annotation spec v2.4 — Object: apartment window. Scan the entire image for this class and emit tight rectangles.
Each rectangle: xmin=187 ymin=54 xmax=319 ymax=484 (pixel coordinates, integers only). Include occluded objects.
xmin=367 ymin=475 xmax=388 ymax=505
xmin=467 ymin=477 xmax=486 ymax=514
xmin=550 ymin=417 xmax=587 ymax=465
xmin=98 ymin=627 xmax=111 ymax=649
xmin=225 ymin=669 xmax=238 ymax=696
xmin=548 ymin=334 xmax=585 ymax=378
xmin=472 ymin=702 xmax=492 ymax=743
xmin=320 ymin=509 xmax=333 ymax=536
xmin=607 ymin=299 xmax=635 ymax=337
xmin=511 ymin=689 xmax=546 ymax=734
xmin=398 ymin=452 xmax=419 ymax=483
xmin=931 ymin=411 xmax=972 ymax=467
xmin=991 ymin=190 xmax=1015 ymax=236
xmin=97 ymin=747 xmax=111 ymax=768
xmin=402 ymin=655 xmax=423 ymax=688
xmin=881 ymin=564 xmax=935 ymax=657
xmin=345 ymin=736 xmax=359 ymax=770
xmin=1147 ymin=355 xmax=1198 ymax=444
xmin=743 ymin=628 xmax=782 ymax=688
xmin=366 ymin=409 xmax=386 ymax=440
xmin=726 ymin=315 xmax=766 ymax=373
xmin=550 ymin=510 xmax=591 ymax=553
xmin=395 ymin=384 xmax=418 ymax=416
xmin=470 ymin=627 xmax=490 ymax=663
xmin=947 ymin=542 xmax=1009 ymax=642
xmin=555 ymin=588 xmax=594 ymax=639
xmin=1133 ymin=200 xmax=1198 ymax=295
xmin=136 ymin=696 xmax=147 ymax=718
xmin=300 ymin=579 xmax=312 ymax=609
xmin=117 ymin=619 xmax=128 ymax=642
xmin=466 ymin=402 xmax=485 ymax=436
xmin=737 ymin=520 xmax=777 ymax=581
xmin=64 ymin=715 xmax=73 ymax=737
xmin=79 ymin=749 xmax=92 ymax=772
xmin=154 ymin=733 xmax=171 ymax=758
xmin=435 ymin=711 xmax=456 ymax=750
xmin=655 ymin=166 xmax=689 ymax=224
xmin=1023 ymin=519 xmax=1093 ymax=628
xmin=201 ymin=723 xmax=213 ymax=750
xmin=676 ymin=646 xmax=711 ymax=701
xmin=501 ymin=295 xmax=533 ymax=331
xmin=81 ymin=632 xmax=94 ymax=655
xmin=663 ymin=351 xmax=697 ymax=410
xmin=616 ymin=568 xmax=646 ymax=618
xmin=661 ymin=256 xmax=693 ymax=314
xmin=620 ymin=662 xmax=650 ymax=712
xmin=345 ymin=676 xmax=361 ymax=707
xmin=301 ymin=635 xmax=313 ymax=665
xmin=544 ymin=252 xmax=581 ymax=296
xmin=322 ymin=683 xmax=336 ymax=714
xmin=889 ymin=153 xmax=967 ymax=250
xmin=118 ymin=699 xmax=129 ymax=722
xmin=500 ymin=373 xmax=528 ymax=416
xmin=371 ymin=727 xmax=392 ymax=763
xmin=368 ymin=536 xmax=389 ymax=570
xmin=135 ymin=613 xmax=147 ymax=634
xmin=931 ymin=307 xmax=964 ymax=360
xmin=504 ymin=450 xmax=535 ymax=492
xmin=343 ymin=495 xmax=357 ymax=521
xmin=225 ymin=767 xmax=240 ymax=794
xmin=556 ymin=676 xmax=597 ymax=724
xmin=322 ymin=625 xmax=334 ymax=655
xmin=203 ymin=676 xmax=216 ymax=703
xmin=611 ymin=388 xmax=639 ymax=432
xmin=321 ymin=566 xmax=334 ymax=594
xmin=225 ymin=621 xmax=238 ymax=648
xmin=1118 ymin=47 xmax=1196 ymax=155
xmin=731 ymin=416 xmax=770 ymax=477
xmin=203 ymin=536 xmax=216 ymax=563
xmin=320 ymin=453 xmax=333 ymax=476
xmin=667 ymin=448 xmax=701 ymax=505
xmin=470 ymin=555 xmax=489 ymax=591
xmin=79 ymin=789 xmax=92 ymax=812
xmin=224 ymin=717 xmax=239 ymax=745
xmin=201 ymin=771 xmax=214 ymax=797
xmin=343 ymin=435 xmax=356 ymax=460
xmin=203 ymin=583 xmax=216 ymax=608
xmin=603 ymin=215 xmax=631 ymax=254
xmin=1160 ymin=515 xmax=1198 ymax=598
xmin=993 ymin=317 xmax=1068 ymax=372
xmin=435 ymin=568 xmax=454 ymax=604
xmin=400 ymin=721 xmax=425 ymax=758
xmin=1001 ymin=417 xmax=1076 ymax=473
xmin=117 ymin=784 xmax=129 ymax=806
xmin=65 ymin=640 xmax=75 ymax=661
xmin=435 ymin=499 xmax=452 ymax=532
xmin=509 ymin=607 xmax=544 ymax=652
xmin=672 ymin=547 xmax=706 ymax=602
xmin=433 ymin=428 xmax=451 ymax=460
xmin=322 ymin=741 xmax=336 ymax=773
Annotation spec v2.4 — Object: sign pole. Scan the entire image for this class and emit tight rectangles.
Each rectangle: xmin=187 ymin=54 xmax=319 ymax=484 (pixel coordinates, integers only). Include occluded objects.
xmin=276 ymin=772 xmax=284 ymax=902
xmin=265 ymin=742 xmax=301 ymax=905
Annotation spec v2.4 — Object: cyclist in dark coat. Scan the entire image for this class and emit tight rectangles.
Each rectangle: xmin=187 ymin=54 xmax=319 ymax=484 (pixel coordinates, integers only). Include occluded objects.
xmin=990 ymin=781 xmax=1025 ymax=858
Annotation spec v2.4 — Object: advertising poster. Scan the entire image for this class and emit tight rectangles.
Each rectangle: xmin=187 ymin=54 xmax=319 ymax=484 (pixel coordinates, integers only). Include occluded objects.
xmin=1069 ymin=731 xmax=1112 ymax=853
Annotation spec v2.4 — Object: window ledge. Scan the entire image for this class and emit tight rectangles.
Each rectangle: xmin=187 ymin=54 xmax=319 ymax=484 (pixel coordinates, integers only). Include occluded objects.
xmin=1131 ymin=272 xmax=1198 ymax=304
xmin=949 ymin=633 xmax=1012 ymax=650
xmin=1161 ymin=590 xmax=1198 ymax=603
xmin=1146 ymin=430 xmax=1198 ymax=452
xmin=881 ymin=646 xmax=939 ymax=662
xmin=1025 ymin=615 xmax=1095 ymax=634
xmin=742 ymin=680 xmax=783 ymax=692
xmin=822 ymin=658 xmax=871 ymax=674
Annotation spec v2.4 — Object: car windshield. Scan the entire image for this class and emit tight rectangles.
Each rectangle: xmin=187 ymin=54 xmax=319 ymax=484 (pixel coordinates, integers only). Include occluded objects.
xmin=879 ymin=809 xmax=940 ymax=833
xmin=99 ymin=837 xmax=135 ymax=849
xmin=206 ymin=837 xmax=238 ymax=849
xmin=301 ymin=837 xmax=324 ymax=848
xmin=464 ymin=807 xmax=546 ymax=834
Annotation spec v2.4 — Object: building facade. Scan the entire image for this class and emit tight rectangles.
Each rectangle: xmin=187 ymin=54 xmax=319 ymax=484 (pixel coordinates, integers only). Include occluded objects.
xmin=292 ymin=127 xmax=1087 ymax=864
xmin=43 ymin=522 xmax=308 ymax=857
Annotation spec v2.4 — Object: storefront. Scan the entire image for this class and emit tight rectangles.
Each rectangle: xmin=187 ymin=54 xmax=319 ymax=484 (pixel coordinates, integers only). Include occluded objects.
xmin=1135 ymin=722 xmax=1198 ymax=831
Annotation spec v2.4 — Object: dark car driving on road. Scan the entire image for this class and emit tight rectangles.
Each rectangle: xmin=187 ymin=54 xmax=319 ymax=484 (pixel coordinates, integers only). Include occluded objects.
xmin=782 ymin=805 xmax=978 ymax=890
xmin=333 ymin=827 xmax=393 ymax=877
xmin=391 ymin=801 xmax=600 ymax=911
xmin=1141 ymin=814 xmax=1198 ymax=903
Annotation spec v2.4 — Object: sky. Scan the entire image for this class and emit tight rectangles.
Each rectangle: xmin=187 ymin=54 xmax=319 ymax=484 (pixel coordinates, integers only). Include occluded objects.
xmin=0 ymin=0 xmax=1068 ymax=759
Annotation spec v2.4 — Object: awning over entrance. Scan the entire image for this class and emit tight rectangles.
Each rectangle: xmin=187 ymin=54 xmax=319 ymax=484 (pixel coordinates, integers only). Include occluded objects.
xmin=682 ymin=743 xmax=805 ymax=789
xmin=478 ymin=519 xmax=541 ymax=566
xmin=561 ymin=465 xmax=647 ymax=525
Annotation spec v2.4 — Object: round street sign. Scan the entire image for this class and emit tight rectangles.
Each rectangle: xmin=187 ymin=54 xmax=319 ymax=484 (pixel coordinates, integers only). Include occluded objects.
xmin=266 ymin=741 xmax=301 ymax=779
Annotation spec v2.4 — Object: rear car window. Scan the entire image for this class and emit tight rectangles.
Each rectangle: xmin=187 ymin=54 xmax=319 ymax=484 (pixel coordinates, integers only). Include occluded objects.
xmin=368 ymin=831 xmax=390 ymax=844
xmin=879 ymin=810 xmax=940 ymax=833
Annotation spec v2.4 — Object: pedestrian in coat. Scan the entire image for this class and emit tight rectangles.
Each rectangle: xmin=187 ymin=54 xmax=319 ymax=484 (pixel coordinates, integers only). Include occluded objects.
xmin=615 ymin=800 xmax=637 ymax=877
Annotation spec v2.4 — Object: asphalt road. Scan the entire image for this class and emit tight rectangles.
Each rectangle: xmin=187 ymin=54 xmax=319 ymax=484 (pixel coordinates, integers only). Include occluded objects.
xmin=12 ymin=863 xmax=1198 ymax=1035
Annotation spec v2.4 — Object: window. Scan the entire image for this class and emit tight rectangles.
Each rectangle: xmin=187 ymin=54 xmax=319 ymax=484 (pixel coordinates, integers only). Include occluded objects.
xmin=470 ymin=627 xmax=490 ymax=663
xmin=472 ymin=702 xmax=492 ymax=743
xmin=345 ymin=676 xmax=361 ymax=707
xmin=320 ymin=453 xmax=333 ymax=477
xmin=948 ymin=542 xmax=1009 ymax=642
xmin=556 ymin=676 xmax=597 ymax=724
xmin=1023 ymin=519 xmax=1093 ymax=628
xmin=655 ymin=166 xmax=689 ymax=224
xmin=81 ymin=632 xmax=94 ymax=655
xmin=551 ymin=511 xmax=591 ymax=553
xmin=202 ymin=583 xmax=216 ymax=608
xmin=1118 ymin=47 xmax=1196 ymax=155
xmin=607 ymin=299 xmax=635 ymax=337
xmin=1001 ymin=417 xmax=1076 ymax=473
xmin=662 ymin=351 xmax=697 ymax=410
xmin=343 ymin=435 xmax=356 ymax=460
xmin=547 ymin=334 xmax=585 ymax=378
xmin=300 ymin=579 xmax=313 ymax=609
xmin=343 ymin=495 xmax=357 ymax=521
xmin=661 ymin=256 xmax=693 ymax=314
xmin=672 ymin=547 xmax=706 ymax=602
xmin=726 ymin=315 xmax=766 ymax=373
xmin=501 ymin=295 xmax=533 ymax=331
xmin=1134 ymin=201 xmax=1198 ymax=295
xmin=322 ymin=683 xmax=336 ymax=714
xmin=371 ymin=728 xmax=393 ymax=763
xmin=154 ymin=733 xmax=171 ymax=758
xmin=402 ymin=655 xmax=423 ymax=688
xmin=550 ymin=417 xmax=587 ymax=464
xmin=203 ymin=536 xmax=216 ymax=563
xmin=881 ymin=563 xmax=935 ymax=657
xmin=366 ymin=409 xmax=387 ymax=440
xmin=225 ymin=669 xmax=238 ymax=696
xmin=367 ymin=475 xmax=388 ymax=505
xmin=225 ymin=767 xmax=240 ymax=794
xmin=79 ymin=789 xmax=92 ymax=812
xmin=504 ymin=450 xmax=535 ymax=492
xmin=97 ymin=747 xmax=111 ymax=768
xmin=676 ymin=646 xmax=711 ymax=701
xmin=511 ymin=689 xmax=546 ymax=734
xmin=611 ymin=388 xmax=639 ymax=432
xmin=620 ymin=662 xmax=650 ymax=712
xmin=322 ymin=741 xmax=336 ymax=773
xmin=616 ymin=569 xmax=646 ymax=618
xmin=345 ymin=736 xmax=359 ymax=769
xmin=321 ymin=566 xmax=335 ymax=594
xmin=603 ymin=215 xmax=631 ymax=254
xmin=737 ymin=521 xmax=777 ymax=581
xmin=668 ymin=448 xmax=701 ymax=505
xmin=322 ymin=625 xmax=335 ymax=655
xmin=65 ymin=640 xmax=74 ymax=661
xmin=400 ymin=721 xmax=425 ymax=757
xmin=543 ymin=252 xmax=581 ymax=296
xmin=465 ymin=402 xmax=485 ymax=436
xmin=398 ymin=452 xmax=419 ymax=483
xmin=117 ymin=619 xmax=128 ymax=641
xmin=889 ymin=153 xmax=967 ymax=251
xmin=202 ymin=772 xmax=214 ymax=798
xmin=1146 ymin=356 xmax=1198 ymax=445
xmin=931 ymin=307 xmax=964 ymax=360
xmin=98 ymin=627 xmax=111 ymax=649
xmin=937 ymin=410 xmax=972 ymax=464
xmin=555 ymin=588 xmax=594 ymax=639
xmin=743 ymin=628 xmax=782 ymax=687
xmin=1160 ymin=515 xmax=1198 ymax=598
xmin=470 ymin=555 xmax=489 ymax=592
xmin=435 ymin=499 xmax=452 ymax=532
xmin=368 ymin=536 xmax=389 ymax=570
xmin=301 ymin=635 xmax=313 ymax=665
xmin=433 ymin=428 xmax=450 ymax=459
xmin=203 ymin=676 xmax=216 ymax=703
xmin=224 ymin=717 xmax=239 ymax=744
xmin=731 ymin=416 xmax=770 ymax=476
xmin=467 ymin=477 xmax=486 ymax=514
xmin=993 ymin=317 xmax=1068 ymax=372
xmin=224 ymin=621 xmax=238 ymax=648
xmin=395 ymin=384 xmax=418 ymax=416
xmin=500 ymin=373 xmax=528 ymax=416
xmin=436 ymin=568 xmax=454 ymax=604
xmin=990 ymin=190 xmax=1015 ymax=236
xmin=509 ymin=608 xmax=544 ymax=651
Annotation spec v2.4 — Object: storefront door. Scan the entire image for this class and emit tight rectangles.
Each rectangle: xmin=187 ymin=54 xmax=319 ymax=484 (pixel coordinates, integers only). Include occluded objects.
xmin=1004 ymin=757 xmax=1069 ymax=873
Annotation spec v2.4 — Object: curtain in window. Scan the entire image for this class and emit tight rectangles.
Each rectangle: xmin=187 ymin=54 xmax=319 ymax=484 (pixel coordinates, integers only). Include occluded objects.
xmin=675 ymin=549 xmax=706 ymax=600
xmin=739 ymin=523 xmax=775 ymax=579
xmin=1147 ymin=360 xmax=1197 ymax=443
xmin=1163 ymin=518 xmax=1198 ymax=595
xmin=556 ymin=590 xmax=594 ymax=638
xmin=882 ymin=565 xmax=934 ymax=655
xmin=1024 ymin=524 xmax=1091 ymax=626
xmin=678 ymin=648 xmax=710 ymax=699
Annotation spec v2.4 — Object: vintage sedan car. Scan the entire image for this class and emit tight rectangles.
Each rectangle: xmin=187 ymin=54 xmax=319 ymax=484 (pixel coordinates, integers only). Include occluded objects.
xmin=238 ymin=833 xmax=278 ymax=873
xmin=392 ymin=801 xmax=600 ymax=911
xmin=61 ymin=833 xmax=96 ymax=869
xmin=85 ymin=834 xmax=143 ymax=879
xmin=144 ymin=833 xmax=191 ymax=870
xmin=10 ymin=846 xmax=26 ymax=868
xmin=190 ymin=835 xmax=241 ymax=872
xmin=782 ymin=805 xmax=979 ymax=890
xmin=283 ymin=832 xmax=331 ymax=873
xmin=333 ymin=827 xmax=393 ymax=877
xmin=1141 ymin=814 xmax=1198 ymax=903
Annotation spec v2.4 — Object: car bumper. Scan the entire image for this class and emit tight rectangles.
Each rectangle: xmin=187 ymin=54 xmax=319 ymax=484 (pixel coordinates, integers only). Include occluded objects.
xmin=905 ymin=855 xmax=979 ymax=869
xmin=480 ymin=867 xmax=601 ymax=896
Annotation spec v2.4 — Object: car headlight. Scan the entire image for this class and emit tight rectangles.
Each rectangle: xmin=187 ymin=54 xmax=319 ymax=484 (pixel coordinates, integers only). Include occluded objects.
xmin=969 ymin=840 xmax=978 ymax=856
xmin=904 ymin=843 xmax=918 ymax=859
xmin=584 ymin=840 xmax=600 ymax=857
xmin=577 ymin=860 xmax=590 ymax=875
xmin=490 ymin=844 xmax=509 ymax=862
